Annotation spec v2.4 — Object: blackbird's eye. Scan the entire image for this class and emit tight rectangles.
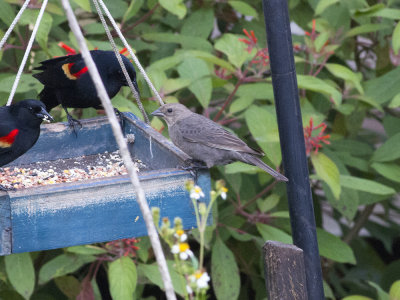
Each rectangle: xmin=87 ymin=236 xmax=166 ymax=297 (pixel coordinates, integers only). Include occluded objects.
xmin=167 ymin=108 xmax=173 ymax=113
xmin=31 ymin=106 xmax=42 ymax=113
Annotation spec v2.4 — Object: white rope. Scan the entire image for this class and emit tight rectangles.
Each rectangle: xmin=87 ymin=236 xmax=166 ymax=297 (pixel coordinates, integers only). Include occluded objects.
xmin=7 ymin=0 xmax=48 ymax=106
xmin=60 ymin=1 xmax=177 ymax=300
xmin=97 ymin=0 xmax=165 ymax=107
xmin=92 ymin=0 xmax=149 ymax=124
xmin=0 ymin=0 xmax=31 ymax=51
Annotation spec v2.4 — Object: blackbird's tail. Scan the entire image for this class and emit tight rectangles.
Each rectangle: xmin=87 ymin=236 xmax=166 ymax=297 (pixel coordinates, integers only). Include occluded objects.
xmin=240 ymin=153 xmax=288 ymax=182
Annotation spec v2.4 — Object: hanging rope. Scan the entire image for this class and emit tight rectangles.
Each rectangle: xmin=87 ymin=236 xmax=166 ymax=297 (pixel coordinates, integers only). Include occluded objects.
xmin=97 ymin=0 xmax=165 ymax=107
xmin=92 ymin=0 xmax=149 ymax=123
xmin=0 ymin=0 xmax=31 ymax=51
xmin=7 ymin=0 xmax=48 ymax=106
xmin=61 ymin=0 xmax=176 ymax=299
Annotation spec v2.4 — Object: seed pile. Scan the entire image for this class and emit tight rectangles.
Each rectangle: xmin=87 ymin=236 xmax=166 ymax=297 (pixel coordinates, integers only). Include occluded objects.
xmin=0 ymin=151 xmax=146 ymax=190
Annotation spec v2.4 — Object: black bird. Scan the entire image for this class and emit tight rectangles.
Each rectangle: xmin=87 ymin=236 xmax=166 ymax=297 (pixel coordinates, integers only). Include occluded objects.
xmin=151 ymin=103 xmax=288 ymax=182
xmin=33 ymin=50 xmax=139 ymax=129
xmin=0 ymin=99 xmax=53 ymax=190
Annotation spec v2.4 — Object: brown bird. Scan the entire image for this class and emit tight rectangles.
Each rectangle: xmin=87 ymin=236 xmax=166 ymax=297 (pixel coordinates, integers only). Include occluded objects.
xmin=151 ymin=103 xmax=288 ymax=182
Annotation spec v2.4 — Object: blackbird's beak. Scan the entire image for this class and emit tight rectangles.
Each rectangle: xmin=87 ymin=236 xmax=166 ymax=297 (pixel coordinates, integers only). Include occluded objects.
xmin=151 ymin=108 xmax=165 ymax=118
xmin=36 ymin=107 xmax=54 ymax=123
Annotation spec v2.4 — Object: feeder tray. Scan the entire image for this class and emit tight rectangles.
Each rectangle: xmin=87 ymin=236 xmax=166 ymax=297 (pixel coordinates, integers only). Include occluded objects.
xmin=0 ymin=113 xmax=210 ymax=255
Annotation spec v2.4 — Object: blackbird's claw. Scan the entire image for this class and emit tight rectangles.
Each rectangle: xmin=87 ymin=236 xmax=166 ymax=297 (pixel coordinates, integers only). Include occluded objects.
xmin=66 ymin=113 xmax=82 ymax=137
xmin=114 ymin=108 xmax=125 ymax=132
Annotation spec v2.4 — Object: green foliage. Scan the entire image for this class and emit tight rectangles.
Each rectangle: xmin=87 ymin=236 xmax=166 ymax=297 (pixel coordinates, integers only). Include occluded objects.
xmin=0 ymin=0 xmax=399 ymax=299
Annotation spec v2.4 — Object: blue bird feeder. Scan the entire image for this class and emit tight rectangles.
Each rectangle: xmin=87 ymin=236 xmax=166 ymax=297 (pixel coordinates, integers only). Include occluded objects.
xmin=0 ymin=113 xmax=210 ymax=255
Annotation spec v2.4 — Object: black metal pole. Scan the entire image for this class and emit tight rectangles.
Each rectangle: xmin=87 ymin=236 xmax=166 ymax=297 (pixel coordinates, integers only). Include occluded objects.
xmin=261 ymin=0 xmax=325 ymax=299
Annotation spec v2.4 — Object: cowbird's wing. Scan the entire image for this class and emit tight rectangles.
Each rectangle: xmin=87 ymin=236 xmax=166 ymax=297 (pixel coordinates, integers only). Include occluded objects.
xmin=178 ymin=115 xmax=263 ymax=156
xmin=33 ymin=54 xmax=86 ymax=88
xmin=0 ymin=110 xmax=17 ymax=155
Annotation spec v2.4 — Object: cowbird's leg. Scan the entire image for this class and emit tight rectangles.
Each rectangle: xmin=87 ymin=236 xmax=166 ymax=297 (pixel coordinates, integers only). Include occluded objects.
xmin=63 ymin=106 xmax=82 ymax=137
xmin=178 ymin=159 xmax=208 ymax=183
xmin=0 ymin=184 xmax=15 ymax=192
xmin=114 ymin=108 xmax=125 ymax=131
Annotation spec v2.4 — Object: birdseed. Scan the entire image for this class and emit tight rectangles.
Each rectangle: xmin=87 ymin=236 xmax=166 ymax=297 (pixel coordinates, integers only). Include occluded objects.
xmin=0 ymin=150 xmax=146 ymax=190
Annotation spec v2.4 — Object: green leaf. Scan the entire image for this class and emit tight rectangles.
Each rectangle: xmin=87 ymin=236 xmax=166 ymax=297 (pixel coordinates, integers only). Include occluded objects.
xmin=325 ymin=63 xmax=363 ymax=94
xmin=215 ymin=34 xmax=253 ymax=69
xmin=311 ymin=152 xmax=341 ymax=199
xmin=181 ymin=9 xmax=214 ymax=38
xmin=36 ymin=12 xmax=53 ymax=51
xmin=257 ymin=194 xmax=280 ymax=213
xmin=177 ymin=57 xmax=212 ymax=107
xmin=66 ymin=245 xmax=107 ymax=255
xmin=245 ymin=105 xmax=282 ymax=166
xmin=389 ymin=93 xmax=400 ymax=108
xmin=317 ymin=228 xmax=356 ymax=264
xmin=373 ymin=8 xmax=400 ymax=20
xmin=340 ymin=175 xmax=396 ymax=195
xmin=5 ymin=253 xmax=35 ymax=300
xmin=236 ymin=82 xmax=274 ymax=100
xmin=225 ymin=161 xmax=260 ymax=174
xmin=371 ymin=162 xmax=400 ymax=183
xmin=372 ymin=132 xmax=400 ymax=162
xmin=364 ymin=67 xmax=400 ymax=105
xmin=39 ymin=254 xmax=96 ymax=284
xmin=354 ymin=4 xmax=385 ymax=17
xmin=108 ymin=257 xmax=137 ymax=300
xmin=0 ymin=1 xmax=15 ymax=27
xmin=177 ymin=50 xmax=236 ymax=72
xmin=0 ymin=74 xmax=41 ymax=94
xmin=72 ymin=0 xmax=91 ymax=11
xmin=228 ymin=1 xmax=258 ymax=18
xmin=345 ymin=24 xmax=390 ymax=38
xmin=212 ymin=238 xmax=240 ymax=300
xmin=123 ymin=0 xmax=144 ymax=23
xmin=256 ymin=223 xmax=292 ymax=244
xmin=159 ymin=0 xmax=187 ymax=19
xmin=314 ymin=32 xmax=330 ymax=53
xmin=138 ymin=262 xmax=186 ymax=296
xmin=389 ymin=280 xmax=400 ymax=300
xmin=142 ymin=33 xmax=213 ymax=52
xmin=315 ymin=0 xmax=339 ymax=15
xmin=342 ymin=296 xmax=374 ymax=300
xmin=368 ymin=281 xmax=390 ymax=300
xmin=393 ymin=22 xmax=400 ymax=55
xmin=297 ymin=75 xmax=342 ymax=105
xmin=54 ymin=276 xmax=81 ymax=299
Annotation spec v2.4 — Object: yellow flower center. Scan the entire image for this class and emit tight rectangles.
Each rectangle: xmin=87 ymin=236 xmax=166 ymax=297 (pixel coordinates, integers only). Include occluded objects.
xmin=195 ymin=271 xmax=203 ymax=279
xmin=179 ymin=243 xmax=190 ymax=252
xmin=176 ymin=229 xmax=184 ymax=236
xmin=221 ymin=187 xmax=228 ymax=193
xmin=194 ymin=186 xmax=202 ymax=193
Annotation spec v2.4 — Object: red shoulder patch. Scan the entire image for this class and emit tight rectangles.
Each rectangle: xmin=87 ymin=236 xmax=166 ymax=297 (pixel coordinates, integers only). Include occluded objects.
xmin=0 ymin=129 xmax=19 ymax=148
xmin=62 ymin=63 xmax=88 ymax=80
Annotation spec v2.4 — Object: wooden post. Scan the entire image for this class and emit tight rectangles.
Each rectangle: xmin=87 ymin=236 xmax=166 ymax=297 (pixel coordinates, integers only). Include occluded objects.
xmin=263 ymin=241 xmax=308 ymax=300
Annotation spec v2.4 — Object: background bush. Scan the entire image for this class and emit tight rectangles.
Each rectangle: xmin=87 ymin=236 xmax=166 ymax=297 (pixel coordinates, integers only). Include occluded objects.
xmin=0 ymin=0 xmax=399 ymax=299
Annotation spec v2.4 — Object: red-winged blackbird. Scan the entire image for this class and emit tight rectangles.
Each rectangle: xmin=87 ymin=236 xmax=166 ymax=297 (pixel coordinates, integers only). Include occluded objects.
xmin=33 ymin=50 xmax=139 ymax=129
xmin=0 ymin=99 xmax=53 ymax=190
xmin=151 ymin=103 xmax=288 ymax=182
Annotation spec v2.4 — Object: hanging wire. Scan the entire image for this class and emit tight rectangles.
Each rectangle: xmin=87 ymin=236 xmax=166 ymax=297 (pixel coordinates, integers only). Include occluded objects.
xmin=92 ymin=0 xmax=149 ymax=123
xmin=97 ymin=0 xmax=165 ymax=107
xmin=0 ymin=0 xmax=31 ymax=51
xmin=60 ymin=0 xmax=177 ymax=299
xmin=6 ymin=0 xmax=48 ymax=106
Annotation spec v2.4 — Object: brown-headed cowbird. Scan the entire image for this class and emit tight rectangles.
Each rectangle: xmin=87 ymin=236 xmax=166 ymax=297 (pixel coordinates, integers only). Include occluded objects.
xmin=151 ymin=103 xmax=288 ymax=182
xmin=0 ymin=99 xmax=53 ymax=190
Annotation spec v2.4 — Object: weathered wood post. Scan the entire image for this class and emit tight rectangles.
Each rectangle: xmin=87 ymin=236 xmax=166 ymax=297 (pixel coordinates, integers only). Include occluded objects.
xmin=261 ymin=0 xmax=325 ymax=298
xmin=263 ymin=241 xmax=308 ymax=300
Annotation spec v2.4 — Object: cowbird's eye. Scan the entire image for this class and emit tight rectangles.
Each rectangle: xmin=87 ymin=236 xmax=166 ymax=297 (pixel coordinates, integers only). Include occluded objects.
xmin=167 ymin=108 xmax=173 ymax=113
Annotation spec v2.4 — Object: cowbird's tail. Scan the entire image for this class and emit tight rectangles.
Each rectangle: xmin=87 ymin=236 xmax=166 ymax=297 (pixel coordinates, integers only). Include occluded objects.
xmin=240 ymin=153 xmax=288 ymax=182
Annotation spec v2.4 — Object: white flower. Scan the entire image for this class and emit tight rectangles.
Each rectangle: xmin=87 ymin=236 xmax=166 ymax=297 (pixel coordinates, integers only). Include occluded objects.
xmin=186 ymin=285 xmax=193 ymax=294
xmin=174 ymin=229 xmax=187 ymax=242
xmin=220 ymin=187 xmax=228 ymax=200
xmin=189 ymin=271 xmax=210 ymax=289
xmin=171 ymin=242 xmax=193 ymax=260
xmin=190 ymin=185 xmax=205 ymax=200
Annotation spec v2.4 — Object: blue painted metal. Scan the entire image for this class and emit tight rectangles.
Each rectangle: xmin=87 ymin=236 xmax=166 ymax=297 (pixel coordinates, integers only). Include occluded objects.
xmin=0 ymin=113 xmax=211 ymax=255
xmin=261 ymin=0 xmax=325 ymax=298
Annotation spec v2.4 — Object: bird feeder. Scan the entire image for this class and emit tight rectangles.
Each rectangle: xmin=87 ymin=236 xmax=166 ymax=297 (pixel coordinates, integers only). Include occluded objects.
xmin=0 ymin=113 xmax=210 ymax=255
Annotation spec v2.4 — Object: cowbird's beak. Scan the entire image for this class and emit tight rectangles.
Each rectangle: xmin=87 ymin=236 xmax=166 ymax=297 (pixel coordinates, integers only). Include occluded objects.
xmin=36 ymin=107 xmax=54 ymax=123
xmin=151 ymin=107 xmax=165 ymax=118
